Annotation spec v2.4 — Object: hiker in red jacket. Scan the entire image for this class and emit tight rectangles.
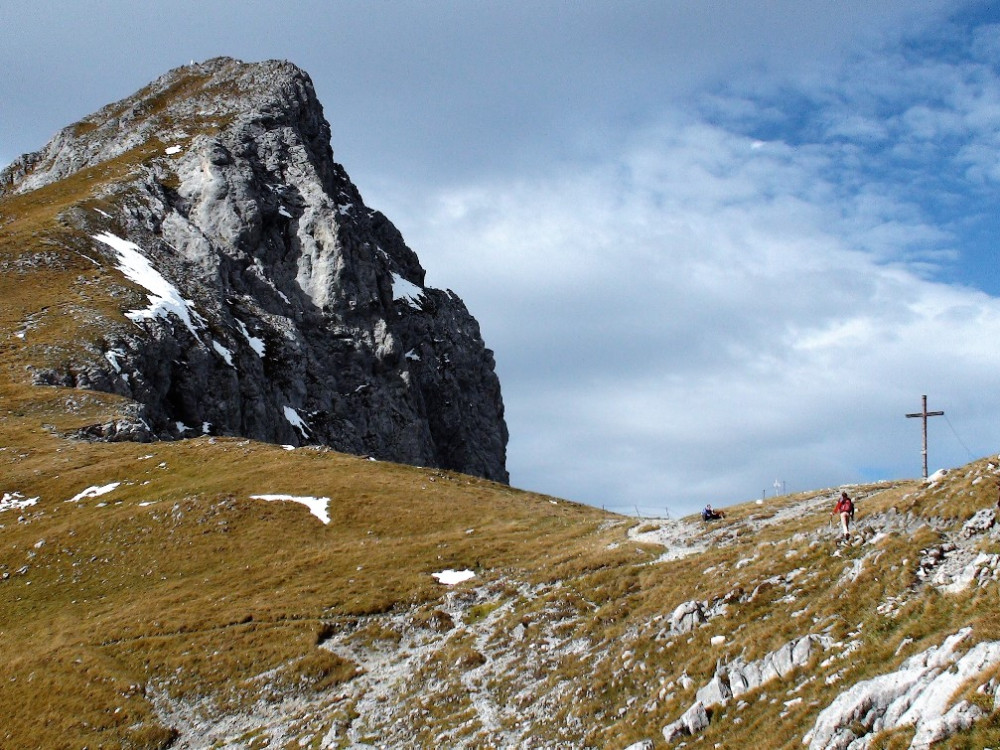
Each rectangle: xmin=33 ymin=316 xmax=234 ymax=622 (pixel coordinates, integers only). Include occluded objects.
xmin=833 ymin=491 xmax=855 ymax=541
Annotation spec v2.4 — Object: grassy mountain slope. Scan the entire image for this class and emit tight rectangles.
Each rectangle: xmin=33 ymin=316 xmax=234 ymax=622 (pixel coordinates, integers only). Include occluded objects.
xmin=1 ymin=391 xmax=623 ymax=748
xmin=3 ymin=397 xmax=1000 ymax=749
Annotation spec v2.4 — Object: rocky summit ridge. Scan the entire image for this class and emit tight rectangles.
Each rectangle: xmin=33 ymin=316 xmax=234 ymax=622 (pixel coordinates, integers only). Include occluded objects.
xmin=0 ymin=57 xmax=508 ymax=481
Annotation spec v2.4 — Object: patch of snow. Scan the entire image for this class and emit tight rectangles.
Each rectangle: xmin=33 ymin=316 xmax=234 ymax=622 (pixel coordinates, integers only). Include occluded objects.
xmin=391 ymin=272 xmax=424 ymax=307
xmin=176 ymin=422 xmax=191 ymax=434
xmin=0 ymin=493 xmax=39 ymax=513
xmin=211 ymin=340 xmax=234 ymax=367
xmin=104 ymin=349 xmax=125 ymax=373
xmin=94 ymin=208 xmax=113 ymax=219
xmin=93 ymin=231 xmax=205 ymax=340
xmin=67 ymin=483 xmax=121 ymax=503
xmin=250 ymin=494 xmax=330 ymax=525
xmin=405 ymin=349 xmax=421 ymax=362
xmin=926 ymin=468 xmax=948 ymax=484
xmin=283 ymin=406 xmax=310 ymax=437
xmin=278 ymin=206 xmax=293 ymax=218
xmin=432 ymin=569 xmax=476 ymax=585
xmin=235 ymin=319 xmax=266 ymax=357
xmin=201 ymin=422 xmax=211 ymax=434
xmin=165 ymin=145 xmax=182 ymax=155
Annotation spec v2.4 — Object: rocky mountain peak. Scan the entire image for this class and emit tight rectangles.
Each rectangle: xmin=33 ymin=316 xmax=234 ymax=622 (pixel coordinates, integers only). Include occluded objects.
xmin=3 ymin=57 xmax=331 ymax=196
xmin=1 ymin=57 xmax=508 ymax=482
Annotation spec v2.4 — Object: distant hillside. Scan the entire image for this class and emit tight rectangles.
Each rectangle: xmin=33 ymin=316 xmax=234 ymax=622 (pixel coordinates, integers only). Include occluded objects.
xmin=0 ymin=56 xmax=507 ymax=482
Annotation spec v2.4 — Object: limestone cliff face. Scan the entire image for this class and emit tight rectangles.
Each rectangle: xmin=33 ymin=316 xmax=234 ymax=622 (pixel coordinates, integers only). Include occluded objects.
xmin=1 ymin=57 xmax=508 ymax=482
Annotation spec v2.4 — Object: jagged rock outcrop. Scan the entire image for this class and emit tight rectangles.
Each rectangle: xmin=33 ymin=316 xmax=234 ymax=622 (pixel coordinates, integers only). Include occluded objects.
xmin=804 ymin=628 xmax=1000 ymax=750
xmin=0 ymin=57 xmax=508 ymax=481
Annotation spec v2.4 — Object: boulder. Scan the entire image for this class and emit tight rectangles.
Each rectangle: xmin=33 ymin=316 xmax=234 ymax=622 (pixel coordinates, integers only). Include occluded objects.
xmin=662 ymin=701 xmax=710 ymax=743
xmin=669 ymin=600 xmax=706 ymax=634
xmin=695 ymin=673 xmax=732 ymax=708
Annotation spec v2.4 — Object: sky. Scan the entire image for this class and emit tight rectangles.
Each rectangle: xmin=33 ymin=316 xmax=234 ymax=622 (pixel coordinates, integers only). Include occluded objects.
xmin=4 ymin=1 xmax=1000 ymax=516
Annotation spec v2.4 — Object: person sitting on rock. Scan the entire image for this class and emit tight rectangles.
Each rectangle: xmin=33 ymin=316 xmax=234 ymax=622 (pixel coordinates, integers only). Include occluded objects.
xmin=833 ymin=491 xmax=855 ymax=541
xmin=702 ymin=504 xmax=725 ymax=521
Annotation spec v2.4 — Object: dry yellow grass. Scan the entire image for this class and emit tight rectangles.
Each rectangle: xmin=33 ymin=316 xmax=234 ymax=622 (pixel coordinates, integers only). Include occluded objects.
xmin=0 ymin=371 xmax=631 ymax=747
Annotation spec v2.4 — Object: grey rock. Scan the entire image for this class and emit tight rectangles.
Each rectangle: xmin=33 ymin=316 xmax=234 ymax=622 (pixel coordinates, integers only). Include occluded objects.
xmin=911 ymin=700 xmax=984 ymax=749
xmin=804 ymin=628 xmax=1000 ymax=750
xmin=791 ymin=634 xmax=818 ymax=667
xmin=695 ymin=673 xmax=732 ymax=708
xmin=680 ymin=700 xmax=710 ymax=734
xmin=1 ymin=58 xmax=508 ymax=482
xmin=662 ymin=700 xmax=710 ymax=743
xmin=669 ymin=600 xmax=706 ymax=634
xmin=962 ymin=508 xmax=995 ymax=538
xmin=727 ymin=659 xmax=757 ymax=698
xmin=770 ymin=641 xmax=795 ymax=677
xmin=704 ymin=634 xmax=830 ymax=703
xmin=661 ymin=720 xmax=685 ymax=744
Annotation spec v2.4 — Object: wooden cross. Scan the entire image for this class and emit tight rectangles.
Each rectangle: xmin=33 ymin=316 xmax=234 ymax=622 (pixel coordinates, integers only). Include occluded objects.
xmin=906 ymin=395 xmax=944 ymax=479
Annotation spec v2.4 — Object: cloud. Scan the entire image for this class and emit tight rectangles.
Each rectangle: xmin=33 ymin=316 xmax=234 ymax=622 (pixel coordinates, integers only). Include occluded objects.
xmin=375 ymin=96 xmax=1000 ymax=514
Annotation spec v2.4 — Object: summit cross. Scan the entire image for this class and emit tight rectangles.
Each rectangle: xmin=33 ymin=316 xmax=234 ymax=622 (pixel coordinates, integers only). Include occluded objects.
xmin=905 ymin=395 xmax=944 ymax=480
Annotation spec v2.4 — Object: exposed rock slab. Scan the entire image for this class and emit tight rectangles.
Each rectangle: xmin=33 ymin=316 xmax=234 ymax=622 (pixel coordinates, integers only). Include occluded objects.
xmin=804 ymin=628 xmax=1000 ymax=750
